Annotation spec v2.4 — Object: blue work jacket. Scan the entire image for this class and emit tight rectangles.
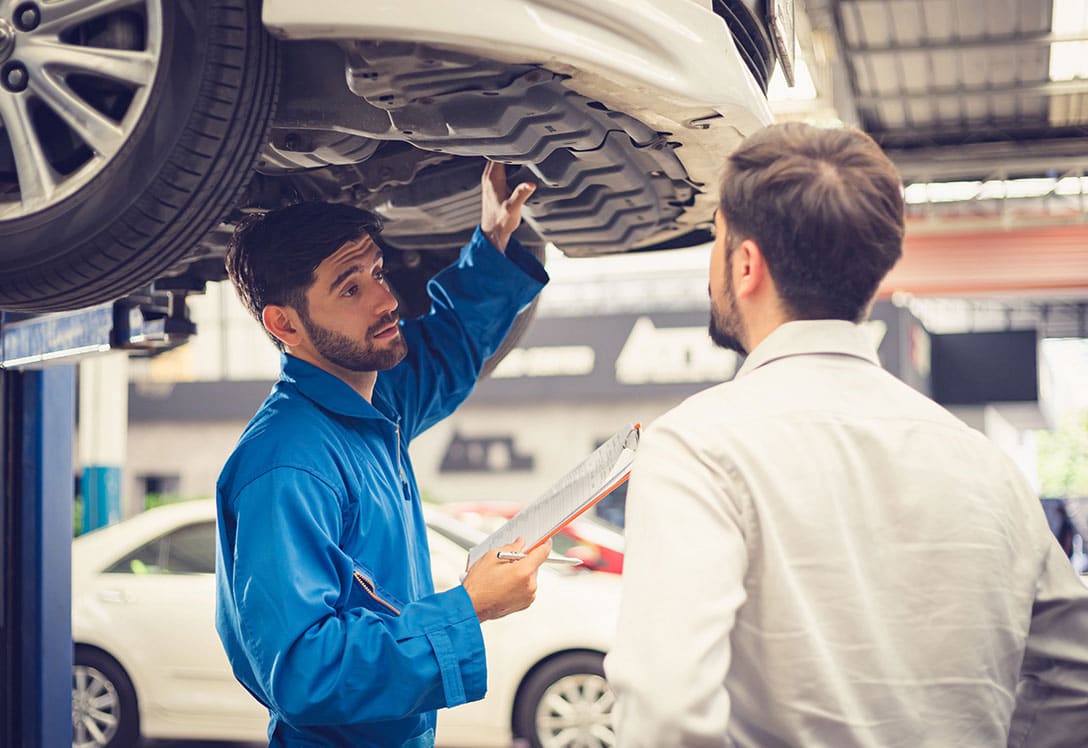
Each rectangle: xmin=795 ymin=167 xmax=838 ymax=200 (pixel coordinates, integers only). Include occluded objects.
xmin=215 ymin=228 xmax=547 ymax=747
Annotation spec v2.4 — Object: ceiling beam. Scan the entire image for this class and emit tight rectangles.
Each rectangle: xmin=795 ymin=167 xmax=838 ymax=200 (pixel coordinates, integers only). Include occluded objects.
xmin=847 ymin=30 xmax=1088 ymax=55
xmin=869 ymin=121 xmax=1088 ymax=150
xmin=856 ymin=78 xmax=1088 ymax=105
xmin=887 ymin=138 xmax=1088 ymax=182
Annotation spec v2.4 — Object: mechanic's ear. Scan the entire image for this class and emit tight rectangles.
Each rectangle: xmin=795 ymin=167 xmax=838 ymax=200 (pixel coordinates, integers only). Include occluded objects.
xmin=262 ymin=305 xmax=303 ymax=348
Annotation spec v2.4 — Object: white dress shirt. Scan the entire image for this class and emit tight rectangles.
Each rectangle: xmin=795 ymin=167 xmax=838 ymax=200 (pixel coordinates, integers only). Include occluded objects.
xmin=605 ymin=320 xmax=1088 ymax=748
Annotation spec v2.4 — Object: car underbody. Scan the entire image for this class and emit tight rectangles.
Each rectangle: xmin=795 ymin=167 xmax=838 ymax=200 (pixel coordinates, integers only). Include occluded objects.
xmin=0 ymin=0 xmax=775 ymax=321
xmin=196 ymin=0 xmax=776 ymax=317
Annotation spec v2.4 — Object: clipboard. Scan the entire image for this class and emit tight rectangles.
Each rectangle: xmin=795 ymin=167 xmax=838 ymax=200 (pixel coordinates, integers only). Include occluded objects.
xmin=466 ymin=423 xmax=640 ymax=568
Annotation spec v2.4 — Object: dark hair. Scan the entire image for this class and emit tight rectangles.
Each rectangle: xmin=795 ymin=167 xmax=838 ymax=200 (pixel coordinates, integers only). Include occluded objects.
xmin=225 ymin=202 xmax=385 ymax=350
xmin=718 ymin=122 xmax=904 ymax=322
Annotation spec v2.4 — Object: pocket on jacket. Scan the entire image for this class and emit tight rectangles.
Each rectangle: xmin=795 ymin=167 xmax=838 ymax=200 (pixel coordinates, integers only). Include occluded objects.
xmin=350 ymin=563 xmax=405 ymax=617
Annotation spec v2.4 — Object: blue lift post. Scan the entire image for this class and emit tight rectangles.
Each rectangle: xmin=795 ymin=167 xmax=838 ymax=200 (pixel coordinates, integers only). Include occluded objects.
xmin=0 ymin=297 xmax=196 ymax=746
xmin=1 ymin=365 xmax=75 ymax=748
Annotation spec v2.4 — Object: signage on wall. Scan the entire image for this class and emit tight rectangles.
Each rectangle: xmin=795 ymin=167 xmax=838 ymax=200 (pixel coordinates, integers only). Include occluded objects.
xmin=470 ymin=311 xmax=742 ymax=404
xmin=491 ymin=345 xmax=595 ymax=378
xmin=440 ymin=431 xmax=535 ymax=473
xmin=469 ymin=303 xmax=931 ymax=404
xmin=615 ymin=317 xmax=739 ymax=384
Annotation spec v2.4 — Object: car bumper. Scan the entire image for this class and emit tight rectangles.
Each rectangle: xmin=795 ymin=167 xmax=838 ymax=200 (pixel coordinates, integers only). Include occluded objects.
xmin=262 ymin=0 xmax=773 ymax=131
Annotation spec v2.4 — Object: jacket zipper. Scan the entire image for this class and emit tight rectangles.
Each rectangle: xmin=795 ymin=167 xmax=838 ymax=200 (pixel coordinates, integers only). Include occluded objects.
xmin=395 ymin=420 xmax=407 ymax=486
xmin=353 ymin=570 xmax=401 ymax=616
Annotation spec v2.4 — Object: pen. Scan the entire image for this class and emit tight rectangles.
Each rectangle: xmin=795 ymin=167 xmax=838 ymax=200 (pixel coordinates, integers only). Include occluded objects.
xmin=496 ymin=551 xmax=583 ymax=566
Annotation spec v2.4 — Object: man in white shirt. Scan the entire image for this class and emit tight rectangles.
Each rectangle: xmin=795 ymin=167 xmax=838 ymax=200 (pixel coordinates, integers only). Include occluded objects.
xmin=604 ymin=122 xmax=1088 ymax=747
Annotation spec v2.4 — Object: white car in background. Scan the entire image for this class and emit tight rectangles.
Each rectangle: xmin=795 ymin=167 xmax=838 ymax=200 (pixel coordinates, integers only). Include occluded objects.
xmin=71 ymin=499 xmax=620 ymax=748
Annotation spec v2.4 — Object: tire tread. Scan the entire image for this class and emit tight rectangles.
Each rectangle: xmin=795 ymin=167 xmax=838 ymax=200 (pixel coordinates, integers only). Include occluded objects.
xmin=0 ymin=0 xmax=280 ymax=310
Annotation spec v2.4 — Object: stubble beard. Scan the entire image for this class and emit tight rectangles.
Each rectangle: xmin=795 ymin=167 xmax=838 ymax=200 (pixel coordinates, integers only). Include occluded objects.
xmin=708 ymin=254 xmax=748 ymax=356
xmin=299 ymin=310 xmax=408 ymax=372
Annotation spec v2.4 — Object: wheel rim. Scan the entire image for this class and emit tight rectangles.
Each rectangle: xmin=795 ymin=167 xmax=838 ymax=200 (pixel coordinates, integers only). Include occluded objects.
xmin=72 ymin=664 xmax=122 ymax=748
xmin=0 ymin=0 xmax=163 ymax=220
xmin=534 ymin=672 xmax=616 ymax=748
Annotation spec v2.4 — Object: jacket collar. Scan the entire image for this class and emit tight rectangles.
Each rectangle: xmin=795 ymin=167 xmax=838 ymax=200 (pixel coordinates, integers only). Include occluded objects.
xmin=279 ymin=353 xmax=390 ymax=420
xmin=735 ymin=319 xmax=882 ymax=380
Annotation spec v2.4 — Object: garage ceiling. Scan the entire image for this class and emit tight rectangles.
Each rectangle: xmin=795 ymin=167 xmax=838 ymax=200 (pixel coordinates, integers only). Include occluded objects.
xmin=799 ymin=0 xmax=1088 ymax=306
xmin=806 ymin=0 xmax=1088 ymax=181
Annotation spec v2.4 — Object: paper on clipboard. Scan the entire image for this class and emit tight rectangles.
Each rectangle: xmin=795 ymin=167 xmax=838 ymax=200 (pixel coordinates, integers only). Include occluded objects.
xmin=466 ymin=424 xmax=640 ymax=568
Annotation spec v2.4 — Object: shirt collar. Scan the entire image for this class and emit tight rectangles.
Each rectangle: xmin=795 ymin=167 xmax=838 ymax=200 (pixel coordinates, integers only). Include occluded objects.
xmin=735 ymin=319 xmax=882 ymax=379
xmin=279 ymin=353 xmax=389 ymax=420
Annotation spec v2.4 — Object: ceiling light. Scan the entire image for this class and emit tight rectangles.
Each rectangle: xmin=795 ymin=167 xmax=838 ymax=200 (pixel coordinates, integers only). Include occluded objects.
xmin=1050 ymin=0 xmax=1088 ymax=81
xmin=904 ymin=176 xmax=1087 ymax=205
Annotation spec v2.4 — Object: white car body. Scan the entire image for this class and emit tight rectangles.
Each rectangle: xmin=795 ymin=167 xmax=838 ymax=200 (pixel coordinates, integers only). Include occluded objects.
xmin=71 ymin=499 xmax=620 ymax=746
xmin=262 ymin=0 xmax=773 ymax=246
xmin=72 ymin=502 xmax=261 ymax=743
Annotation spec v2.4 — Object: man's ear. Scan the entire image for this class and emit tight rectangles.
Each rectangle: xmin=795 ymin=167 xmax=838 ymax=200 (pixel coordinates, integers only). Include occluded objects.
xmin=261 ymin=304 xmax=303 ymax=349
xmin=733 ymin=238 xmax=769 ymax=300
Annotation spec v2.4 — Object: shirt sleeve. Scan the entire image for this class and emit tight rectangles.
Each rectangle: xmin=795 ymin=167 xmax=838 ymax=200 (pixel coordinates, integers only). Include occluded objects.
xmin=1007 ymin=535 xmax=1088 ymax=748
xmin=378 ymin=226 xmax=547 ymax=440
xmin=604 ymin=418 xmax=749 ymax=747
xmin=224 ymin=467 xmax=487 ymax=726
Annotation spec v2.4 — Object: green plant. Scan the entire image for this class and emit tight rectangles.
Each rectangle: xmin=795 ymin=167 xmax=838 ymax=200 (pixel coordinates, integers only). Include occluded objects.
xmin=145 ymin=493 xmax=206 ymax=510
xmin=419 ymin=488 xmax=445 ymax=505
xmin=1037 ymin=409 xmax=1088 ymax=497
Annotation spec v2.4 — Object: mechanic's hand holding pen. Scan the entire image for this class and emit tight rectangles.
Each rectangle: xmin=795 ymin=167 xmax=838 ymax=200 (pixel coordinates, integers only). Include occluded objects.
xmin=461 ymin=537 xmax=551 ymax=622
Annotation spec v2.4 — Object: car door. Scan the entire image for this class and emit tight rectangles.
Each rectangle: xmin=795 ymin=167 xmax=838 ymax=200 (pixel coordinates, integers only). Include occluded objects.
xmin=93 ymin=520 xmax=264 ymax=727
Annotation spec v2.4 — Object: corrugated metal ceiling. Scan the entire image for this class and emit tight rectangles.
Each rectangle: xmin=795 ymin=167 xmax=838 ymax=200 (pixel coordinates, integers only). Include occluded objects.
xmin=814 ymin=0 xmax=1088 ymax=180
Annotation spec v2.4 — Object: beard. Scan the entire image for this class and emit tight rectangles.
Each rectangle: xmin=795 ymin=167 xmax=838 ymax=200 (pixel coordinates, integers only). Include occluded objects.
xmin=709 ymin=297 xmax=747 ymax=355
xmin=299 ymin=309 xmax=407 ymax=372
xmin=708 ymin=257 xmax=748 ymax=355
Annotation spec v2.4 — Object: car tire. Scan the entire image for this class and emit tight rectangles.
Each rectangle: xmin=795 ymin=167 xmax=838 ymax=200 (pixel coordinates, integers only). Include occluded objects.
xmin=513 ymin=650 xmax=616 ymax=748
xmin=0 ymin=0 xmax=278 ymax=311
xmin=72 ymin=647 xmax=139 ymax=748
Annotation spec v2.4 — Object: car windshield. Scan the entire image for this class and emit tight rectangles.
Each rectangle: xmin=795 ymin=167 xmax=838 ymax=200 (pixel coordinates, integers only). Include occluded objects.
xmin=104 ymin=521 xmax=216 ymax=575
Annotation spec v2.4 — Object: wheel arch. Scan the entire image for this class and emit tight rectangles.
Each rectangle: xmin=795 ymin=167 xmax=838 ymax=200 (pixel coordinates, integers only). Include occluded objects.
xmin=72 ymin=641 xmax=144 ymax=743
xmin=73 ymin=641 xmax=141 ymax=705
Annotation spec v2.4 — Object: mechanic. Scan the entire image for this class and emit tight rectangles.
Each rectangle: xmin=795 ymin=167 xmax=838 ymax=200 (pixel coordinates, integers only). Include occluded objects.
xmin=606 ymin=122 xmax=1088 ymax=746
xmin=215 ymin=162 xmax=551 ymax=747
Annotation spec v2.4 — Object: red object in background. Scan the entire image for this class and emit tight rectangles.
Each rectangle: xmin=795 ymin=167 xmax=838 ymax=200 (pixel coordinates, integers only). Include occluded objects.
xmin=441 ymin=501 xmax=625 ymax=574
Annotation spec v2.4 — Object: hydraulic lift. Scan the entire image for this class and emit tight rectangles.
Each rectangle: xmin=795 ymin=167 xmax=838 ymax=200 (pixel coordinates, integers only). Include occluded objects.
xmin=0 ymin=291 xmax=197 ymax=747
xmin=2 ymin=362 xmax=73 ymax=748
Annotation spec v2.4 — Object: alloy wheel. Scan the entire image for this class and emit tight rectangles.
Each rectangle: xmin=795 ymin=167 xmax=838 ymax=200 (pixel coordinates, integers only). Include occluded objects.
xmin=72 ymin=664 xmax=121 ymax=748
xmin=535 ymin=672 xmax=616 ymax=748
xmin=0 ymin=0 xmax=163 ymax=219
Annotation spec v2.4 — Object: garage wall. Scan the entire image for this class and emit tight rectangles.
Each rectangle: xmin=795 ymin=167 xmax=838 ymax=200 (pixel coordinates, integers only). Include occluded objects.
xmin=125 ymin=420 xmax=250 ymax=516
xmin=123 ymin=397 xmax=677 ymax=521
xmin=408 ymin=398 xmax=677 ymax=506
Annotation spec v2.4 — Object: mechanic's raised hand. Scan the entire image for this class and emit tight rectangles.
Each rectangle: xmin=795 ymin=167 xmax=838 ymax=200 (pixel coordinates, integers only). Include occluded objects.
xmin=461 ymin=537 xmax=551 ymax=622
xmin=480 ymin=161 xmax=536 ymax=253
